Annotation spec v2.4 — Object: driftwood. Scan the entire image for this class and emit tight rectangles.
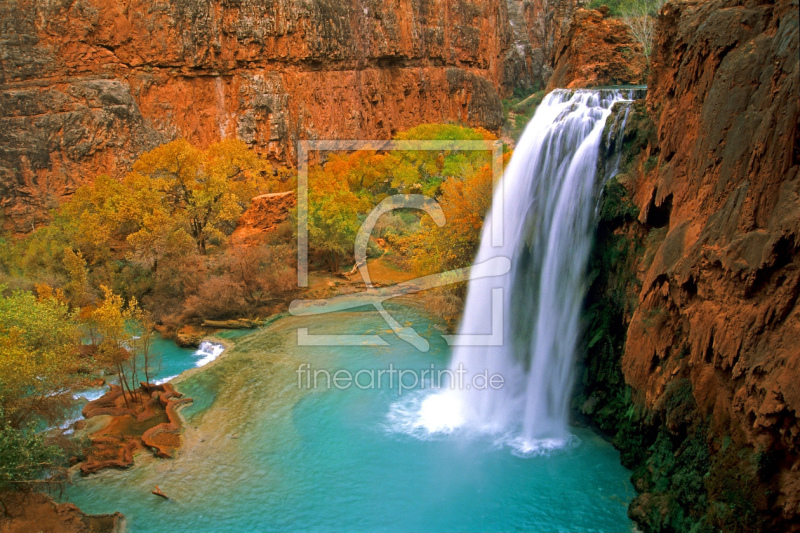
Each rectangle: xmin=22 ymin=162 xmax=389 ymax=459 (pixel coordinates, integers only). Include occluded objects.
xmin=152 ymin=485 xmax=169 ymax=500
xmin=348 ymin=260 xmax=366 ymax=276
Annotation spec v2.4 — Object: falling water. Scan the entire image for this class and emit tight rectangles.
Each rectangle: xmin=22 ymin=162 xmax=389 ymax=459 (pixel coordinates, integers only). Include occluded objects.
xmin=410 ymin=88 xmax=645 ymax=453
xmin=194 ymin=340 xmax=226 ymax=367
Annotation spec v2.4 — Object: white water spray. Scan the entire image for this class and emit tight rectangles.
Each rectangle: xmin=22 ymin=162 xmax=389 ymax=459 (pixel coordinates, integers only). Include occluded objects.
xmin=194 ymin=340 xmax=226 ymax=367
xmin=405 ymin=88 xmax=644 ymax=453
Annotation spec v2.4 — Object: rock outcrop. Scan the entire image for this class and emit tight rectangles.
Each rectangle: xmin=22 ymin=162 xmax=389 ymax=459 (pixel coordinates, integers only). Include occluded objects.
xmin=546 ymin=7 xmax=647 ymax=90
xmin=79 ymin=383 xmax=192 ymax=475
xmin=230 ymin=190 xmax=295 ymax=245
xmin=579 ymin=0 xmax=799 ymax=530
xmin=175 ymin=324 xmax=205 ymax=348
xmin=0 ymin=492 xmax=124 ymax=533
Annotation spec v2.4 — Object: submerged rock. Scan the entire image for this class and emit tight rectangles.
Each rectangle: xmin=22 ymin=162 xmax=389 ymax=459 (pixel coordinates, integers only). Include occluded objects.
xmin=78 ymin=383 xmax=192 ymax=476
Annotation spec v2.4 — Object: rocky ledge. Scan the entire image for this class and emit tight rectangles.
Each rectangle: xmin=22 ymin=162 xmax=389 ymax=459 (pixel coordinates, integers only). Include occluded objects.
xmin=0 ymin=492 xmax=124 ymax=533
xmin=76 ymin=382 xmax=192 ymax=476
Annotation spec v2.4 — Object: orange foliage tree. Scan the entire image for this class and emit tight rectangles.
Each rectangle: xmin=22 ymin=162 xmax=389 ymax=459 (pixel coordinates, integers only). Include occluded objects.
xmin=305 ymin=124 xmax=502 ymax=272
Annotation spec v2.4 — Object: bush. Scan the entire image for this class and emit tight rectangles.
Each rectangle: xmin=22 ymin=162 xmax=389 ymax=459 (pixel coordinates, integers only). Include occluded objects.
xmin=181 ymin=244 xmax=295 ymax=320
xmin=0 ymin=421 xmax=65 ymax=493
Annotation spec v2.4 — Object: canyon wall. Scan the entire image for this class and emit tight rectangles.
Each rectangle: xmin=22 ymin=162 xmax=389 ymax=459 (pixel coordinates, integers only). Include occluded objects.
xmin=0 ymin=0 xmax=501 ymax=232
xmin=503 ymin=0 xmax=586 ymax=90
xmin=0 ymin=0 xmax=579 ymax=233
xmin=580 ymin=0 xmax=799 ymax=530
xmin=546 ymin=6 xmax=646 ymax=90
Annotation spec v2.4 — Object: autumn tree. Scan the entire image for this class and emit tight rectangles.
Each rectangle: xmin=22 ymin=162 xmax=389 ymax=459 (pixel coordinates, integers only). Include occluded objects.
xmin=0 ymin=289 xmax=81 ymax=430
xmin=225 ymin=244 xmax=295 ymax=308
xmin=62 ymin=248 xmax=92 ymax=308
xmin=91 ymin=287 xmax=141 ymax=406
xmin=127 ymin=304 xmax=160 ymax=387
xmin=0 ymin=418 xmax=65 ymax=495
xmin=304 ymin=124 xmax=499 ymax=272
xmin=307 ymin=165 xmax=369 ymax=271
xmin=133 ymin=138 xmax=265 ymax=254
xmin=90 ymin=286 xmax=160 ymax=402
xmin=389 ymin=124 xmax=498 ymax=195
xmin=0 ymin=288 xmax=82 ymax=500
xmin=404 ymin=158 xmax=503 ymax=274
xmin=59 ymin=174 xmax=129 ymax=264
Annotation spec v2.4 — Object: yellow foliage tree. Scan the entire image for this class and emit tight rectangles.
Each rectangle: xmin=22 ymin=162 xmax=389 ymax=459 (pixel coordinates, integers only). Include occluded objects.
xmin=90 ymin=286 xmax=156 ymax=406
xmin=62 ymin=248 xmax=91 ymax=308
xmin=0 ymin=289 xmax=80 ymax=429
xmin=404 ymin=151 xmax=512 ymax=274
xmin=91 ymin=286 xmax=134 ymax=406
xmin=307 ymin=164 xmax=370 ymax=271
xmin=133 ymin=138 xmax=265 ymax=253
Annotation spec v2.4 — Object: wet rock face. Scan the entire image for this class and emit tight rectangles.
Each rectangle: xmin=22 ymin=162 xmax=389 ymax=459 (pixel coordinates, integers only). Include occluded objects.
xmin=546 ymin=7 xmax=647 ymax=90
xmin=1 ymin=0 xmax=533 ymax=232
xmin=619 ymin=0 xmax=799 ymax=526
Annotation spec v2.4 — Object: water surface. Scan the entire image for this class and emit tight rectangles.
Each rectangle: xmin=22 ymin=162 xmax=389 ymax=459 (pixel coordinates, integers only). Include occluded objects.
xmin=65 ymin=309 xmax=634 ymax=532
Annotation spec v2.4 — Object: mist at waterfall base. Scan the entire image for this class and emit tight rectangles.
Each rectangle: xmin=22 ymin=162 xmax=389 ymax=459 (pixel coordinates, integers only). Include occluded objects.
xmin=400 ymin=88 xmax=642 ymax=455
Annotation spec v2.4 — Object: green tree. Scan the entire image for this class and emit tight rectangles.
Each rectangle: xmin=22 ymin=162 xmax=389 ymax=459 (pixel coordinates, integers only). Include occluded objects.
xmin=307 ymin=165 xmax=367 ymax=271
xmin=389 ymin=124 xmax=498 ymax=195
xmin=0 ymin=289 xmax=80 ymax=430
xmin=0 ymin=419 xmax=64 ymax=495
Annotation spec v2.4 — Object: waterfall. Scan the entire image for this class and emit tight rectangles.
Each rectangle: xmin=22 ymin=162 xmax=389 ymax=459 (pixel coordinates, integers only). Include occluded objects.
xmin=410 ymin=88 xmax=645 ymax=453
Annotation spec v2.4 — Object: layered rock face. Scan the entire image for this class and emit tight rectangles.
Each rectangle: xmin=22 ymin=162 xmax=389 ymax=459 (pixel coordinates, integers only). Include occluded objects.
xmin=581 ymin=0 xmax=799 ymax=529
xmin=503 ymin=0 xmax=586 ymax=90
xmin=632 ymin=0 xmax=798 ymax=450
xmin=547 ymin=7 xmax=647 ymax=90
xmin=2 ymin=0 xmax=545 ymax=233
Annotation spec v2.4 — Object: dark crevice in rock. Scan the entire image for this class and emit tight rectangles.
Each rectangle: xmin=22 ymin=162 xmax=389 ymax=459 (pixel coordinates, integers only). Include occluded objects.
xmin=645 ymin=192 xmax=672 ymax=229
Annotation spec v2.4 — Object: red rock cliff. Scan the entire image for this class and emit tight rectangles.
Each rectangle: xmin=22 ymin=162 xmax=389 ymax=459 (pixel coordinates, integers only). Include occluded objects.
xmin=1 ymin=0 xmax=548 ymax=232
xmin=546 ymin=7 xmax=647 ymax=90
xmin=608 ymin=0 xmax=798 ymax=527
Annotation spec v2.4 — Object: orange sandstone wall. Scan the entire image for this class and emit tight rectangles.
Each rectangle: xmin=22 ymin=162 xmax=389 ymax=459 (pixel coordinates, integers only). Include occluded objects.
xmin=624 ymin=0 xmax=799 ymax=523
xmin=0 ymin=0 xmax=541 ymax=232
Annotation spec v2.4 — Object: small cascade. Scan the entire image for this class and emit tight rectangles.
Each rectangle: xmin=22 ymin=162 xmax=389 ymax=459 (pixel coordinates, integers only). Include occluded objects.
xmin=194 ymin=341 xmax=226 ymax=367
